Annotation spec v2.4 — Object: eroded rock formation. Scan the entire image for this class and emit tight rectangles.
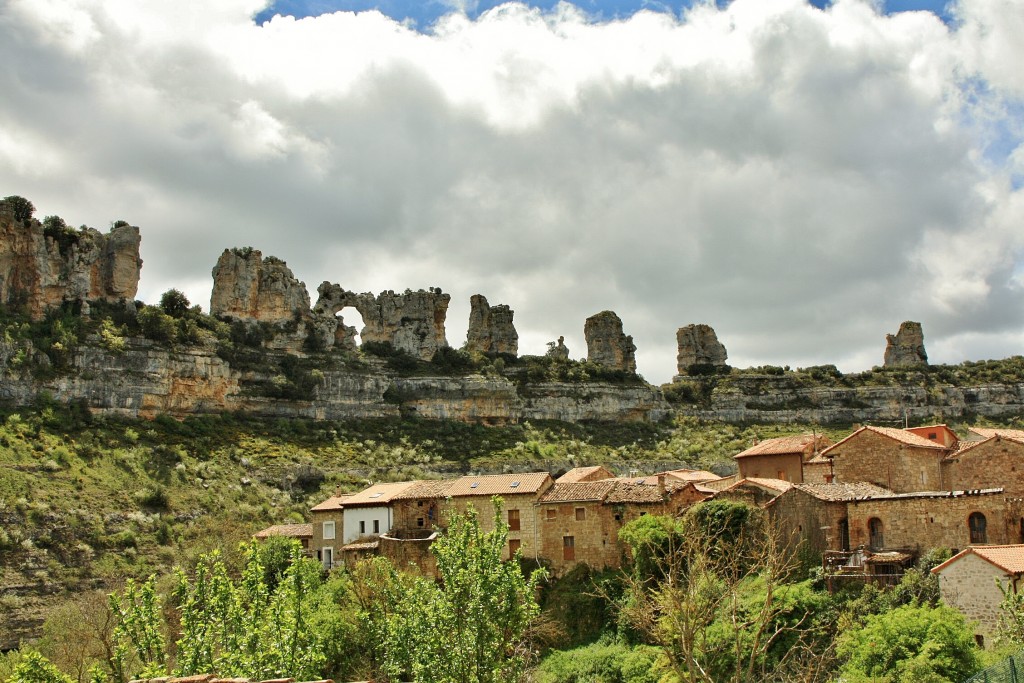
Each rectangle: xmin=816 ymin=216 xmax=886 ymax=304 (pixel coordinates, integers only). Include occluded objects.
xmin=0 ymin=205 xmax=141 ymax=320
xmin=676 ymin=324 xmax=728 ymax=374
xmin=884 ymin=321 xmax=928 ymax=367
xmin=585 ymin=311 xmax=636 ymax=373
xmin=466 ymin=294 xmax=518 ymax=355
xmin=209 ymin=248 xmax=310 ymax=324
xmin=316 ymin=284 xmax=450 ymax=360
xmin=546 ymin=336 xmax=570 ymax=360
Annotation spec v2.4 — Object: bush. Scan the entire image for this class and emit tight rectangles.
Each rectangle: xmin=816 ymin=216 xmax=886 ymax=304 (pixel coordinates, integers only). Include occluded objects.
xmin=159 ymin=289 xmax=190 ymax=318
xmin=535 ymin=641 xmax=664 ymax=683
xmin=2 ymin=195 xmax=35 ymax=223
xmin=137 ymin=307 xmax=176 ymax=344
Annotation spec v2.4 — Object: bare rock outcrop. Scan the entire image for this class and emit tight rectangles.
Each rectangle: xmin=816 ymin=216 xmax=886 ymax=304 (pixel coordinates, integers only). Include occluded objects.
xmin=0 ymin=203 xmax=141 ymax=320
xmin=465 ymin=294 xmax=518 ymax=356
xmin=316 ymin=284 xmax=450 ymax=361
xmin=209 ymin=248 xmax=310 ymax=324
xmin=546 ymin=336 xmax=570 ymax=360
xmin=676 ymin=324 xmax=728 ymax=374
xmin=884 ymin=321 xmax=928 ymax=367
xmin=585 ymin=311 xmax=636 ymax=373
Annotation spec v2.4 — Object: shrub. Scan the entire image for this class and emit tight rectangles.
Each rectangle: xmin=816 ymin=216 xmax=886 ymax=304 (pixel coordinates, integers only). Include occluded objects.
xmin=159 ymin=289 xmax=190 ymax=318
xmin=2 ymin=195 xmax=35 ymax=223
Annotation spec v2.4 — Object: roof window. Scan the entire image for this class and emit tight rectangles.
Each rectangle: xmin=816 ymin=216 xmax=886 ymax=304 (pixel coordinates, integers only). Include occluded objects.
xmin=470 ymin=482 xmax=479 ymax=488
xmin=369 ymin=492 xmax=383 ymax=499
xmin=510 ymin=481 xmax=521 ymax=488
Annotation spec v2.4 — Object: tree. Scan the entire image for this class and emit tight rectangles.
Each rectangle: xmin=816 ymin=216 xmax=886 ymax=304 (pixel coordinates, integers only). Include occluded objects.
xmin=617 ymin=501 xmax=825 ymax=683
xmin=381 ymin=499 xmax=545 ymax=683
xmin=836 ymin=604 xmax=980 ymax=683
xmin=159 ymin=289 xmax=190 ymax=319
xmin=1 ymin=195 xmax=35 ymax=222
xmin=5 ymin=651 xmax=73 ymax=683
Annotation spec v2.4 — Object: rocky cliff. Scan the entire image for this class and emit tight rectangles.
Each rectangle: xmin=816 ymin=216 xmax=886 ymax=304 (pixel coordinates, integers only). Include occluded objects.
xmin=676 ymin=324 xmax=728 ymax=375
xmin=585 ymin=311 xmax=636 ymax=373
xmin=884 ymin=321 xmax=928 ymax=367
xmin=0 ymin=200 xmax=141 ymax=320
xmin=466 ymin=294 xmax=518 ymax=356
xmin=210 ymin=248 xmax=311 ymax=325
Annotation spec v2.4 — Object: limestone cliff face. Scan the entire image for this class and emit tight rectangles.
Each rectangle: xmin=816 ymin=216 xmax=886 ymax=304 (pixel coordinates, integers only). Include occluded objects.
xmin=0 ymin=207 xmax=141 ymax=320
xmin=466 ymin=294 xmax=518 ymax=356
xmin=884 ymin=321 xmax=928 ymax=367
xmin=316 ymin=284 xmax=450 ymax=361
xmin=585 ymin=311 xmax=636 ymax=373
xmin=676 ymin=324 xmax=728 ymax=375
xmin=209 ymin=248 xmax=311 ymax=324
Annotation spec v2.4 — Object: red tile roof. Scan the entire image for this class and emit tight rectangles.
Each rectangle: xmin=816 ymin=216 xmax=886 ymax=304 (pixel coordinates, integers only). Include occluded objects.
xmin=444 ymin=472 xmax=552 ymax=497
xmin=310 ymin=495 xmax=351 ymax=512
xmin=721 ymin=477 xmax=793 ymax=495
xmin=341 ymin=481 xmax=422 ymax=507
xmin=540 ymin=481 xmax=616 ymax=503
xmin=391 ymin=479 xmax=455 ymax=500
xmin=792 ymin=482 xmax=892 ymax=502
xmin=556 ymin=466 xmax=615 ymax=483
xmin=664 ymin=469 xmax=721 ymax=482
xmin=253 ymin=523 xmax=312 ymax=539
xmin=820 ymin=425 xmax=948 ymax=457
xmin=932 ymin=545 xmax=1024 ymax=575
xmin=733 ymin=434 xmax=831 ymax=459
xmin=605 ymin=480 xmax=668 ymax=504
xmin=968 ymin=428 xmax=1024 ymax=443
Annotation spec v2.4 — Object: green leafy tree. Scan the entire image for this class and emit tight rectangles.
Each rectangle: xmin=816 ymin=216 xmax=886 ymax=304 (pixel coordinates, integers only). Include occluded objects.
xmin=382 ymin=499 xmax=545 ymax=683
xmin=159 ymin=290 xmax=190 ymax=319
xmin=4 ymin=651 xmax=73 ymax=683
xmin=2 ymin=195 xmax=35 ymax=222
xmin=836 ymin=604 xmax=980 ymax=683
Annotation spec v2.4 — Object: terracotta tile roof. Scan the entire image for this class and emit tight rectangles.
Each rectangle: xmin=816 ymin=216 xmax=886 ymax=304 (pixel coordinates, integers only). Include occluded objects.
xmin=949 ymin=433 xmax=1024 ymax=460
xmin=557 ymin=466 xmax=615 ymax=483
xmin=605 ymin=480 xmax=667 ymax=504
xmin=541 ymin=481 xmax=616 ymax=503
xmin=444 ymin=472 xmax=552 ymax=497
xmin=664 ymin=469 xmax=721 ymax=482
xmin=820 ymin=425 xmax=948 ymax=457
xmin=969 ymin=428 xmax=1024 ymax=441
xmin=793 ymin=482 xmax=892 ymax=502
xmin=253 ymin=523 xmax=312 ymax=539
xmin=391 ymin=479 xmax=455 ymax=500
xmin=700 ymin=474 xmax=739 ymax=491
xmin=341 ymin=540 xmax=380 ymax=552
xmin=932 ymin=545 xmax=1024 ymax=575
xmin=310 ymin=494 xmax=351 ymax=512
xmin=341 ymin=481 xmax=422 ymax=507
xmin=733 ymin=434 xmax=831 ymax=459
xmin=721 ymin=477 xmax=794 ymax=495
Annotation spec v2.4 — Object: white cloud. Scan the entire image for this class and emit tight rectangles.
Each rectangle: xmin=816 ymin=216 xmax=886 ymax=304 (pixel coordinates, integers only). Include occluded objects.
xmin=1 ymin=0 xmax=1023 ymax=383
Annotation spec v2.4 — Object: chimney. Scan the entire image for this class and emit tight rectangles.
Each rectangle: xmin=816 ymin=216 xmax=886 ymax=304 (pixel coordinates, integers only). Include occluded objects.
xmin=657 ymin=473 xmax=666 ymax=497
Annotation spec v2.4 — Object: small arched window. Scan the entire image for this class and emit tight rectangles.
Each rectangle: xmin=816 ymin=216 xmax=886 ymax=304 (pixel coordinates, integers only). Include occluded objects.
xmin=868 ymin=518 xmax=884 ymax=550
xmin=969 ymin=512 xmax=988 ymax=544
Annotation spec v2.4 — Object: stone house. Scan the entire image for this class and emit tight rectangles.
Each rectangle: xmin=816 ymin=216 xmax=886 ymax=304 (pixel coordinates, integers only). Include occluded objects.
xmin=717 ymin=477 xmax=793 ymax=506
xmin=932 ymin=545 xmax=1024 ymax=645
xmin=539 ymin=480 xmax=620 ymax=571
xmin=768 ymin=482 xmax=892 ymax=556
xmin=309 ymin=494 xmax=349 ymax=569
xmin=821 ymin=425 xmax=950 ymax=493
xmin=733 ymin=434 xmax=834 ymax=483
xmin=944 ymin=430 xmax=1024 ymax=498
xmin=252 ymin=523 xmax=312 ymax=552
xmin=338 ymin=481 xmax=421 ymax=545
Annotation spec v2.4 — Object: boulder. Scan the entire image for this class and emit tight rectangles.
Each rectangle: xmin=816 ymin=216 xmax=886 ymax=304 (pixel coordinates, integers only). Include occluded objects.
xmin=0 ymin=203 xmax=141 ymax=320
xmin=676 ymin=324 xmax=728 ymax=374
xmin=585 ymin=311 xmax=636 ymax=373
xmin=465 ymin=294 xmax=518 ymax=356
xmin=884 ymin=321 xmax=928 ymax=367
xmin=315 ymin=283 xmax=450 ymax=361
xmin=209 ymin=248 xmax=310 ymax=324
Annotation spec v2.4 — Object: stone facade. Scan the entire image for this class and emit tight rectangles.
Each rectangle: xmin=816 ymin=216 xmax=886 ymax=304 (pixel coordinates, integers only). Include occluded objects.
xmin=675 ymin=324 xmax=728 ymax=375
xmin=465 ymin=294 xmax=518 ymax=356
xmin=315 ymin=283 xmax=450 ymax=360
xmin=883 ymin=321 xmax=928 ymax=367
xmin=846 ymin=491 xmax=1011 ymax=553
xmin=933 ymin=549 xmax=1024 ymax=642
xmin=539 ymin=499 xmax=623 ymax=571
xmin=0 ymin=206 xmax=141 ymax=320
xmin=445 ymin=492 xmax=548 ymax=560
xmin=825 ymin=427 xmax=947 ymax=493
xmin=210 ymin=248 xmax=311 ymax=325
xmin=769 ymin=487 xmax=852 ymax=556
xmin=309 ymin=501 xmax=345 ymax=570
xmin=584 ymin=311 xmax=636 ymax=373
xmin=944 ymin=437 xmax=1024 ymax=497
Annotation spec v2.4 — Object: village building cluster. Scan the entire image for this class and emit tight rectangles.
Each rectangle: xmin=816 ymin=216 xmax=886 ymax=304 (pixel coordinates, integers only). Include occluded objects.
xmin=257 ymin=423 xmax=1024 ymax=645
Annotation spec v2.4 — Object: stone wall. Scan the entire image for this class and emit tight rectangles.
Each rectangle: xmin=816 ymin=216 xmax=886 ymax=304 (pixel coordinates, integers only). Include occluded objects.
xmin=943 ymin=438 xmax=1024 ymax=497
xmin=310 ymin=509 xmax=344 ymax=567
xmin=846 ymin=492 xmax=1011 ymax=552
xmin=737 ymin=453 xmax=804 ymax=482
xmin=444 ymin=493 xmax=546 ymax=560
xmin=770 ymin=489 xmax=849 ymax=556
xmin=539 ymin=501 xmax=622 ymax=573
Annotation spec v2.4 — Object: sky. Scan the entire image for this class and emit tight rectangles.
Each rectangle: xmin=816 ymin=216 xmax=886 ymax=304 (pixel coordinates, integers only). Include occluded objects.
xmin=1 ymin=0 xmax=1022 ymax=385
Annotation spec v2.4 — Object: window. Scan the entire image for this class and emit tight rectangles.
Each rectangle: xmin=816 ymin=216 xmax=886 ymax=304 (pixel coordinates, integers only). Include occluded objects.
xmin=417 ymin=517 xmax=425 ymax=528
xmin=321 ymin=547 xmax=333 ymax=570
xmin=868 ymin=518 xmax=884 ymax=550
xmin=928 ymin=432 xmax=938 ymax=440
xmin=777 ymin=470 xmax=786 ymax=481
xmin=969 ymin=512 xmax=988 ymax=544
xmin=373 ymin=519 xmax=381 ymax=534
xmin=838 ymin=518 xmax=850 ymax=552
xmin=546 ymin=508 xmax=557 ymax=521
xmin=508 ymin=509 xmax=521 ymax=531
xmin=509 ymin=539 xmax=521 ymax=556
xmin=359 ymin=520 xmax=366 ymax=535
xmin=575 ymin=507 xmax=586 ymax=522
xmin=563 ymin=536 xmax=575 ymax=562
xmin=323 ymin=521 xmax=335 ymax=540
